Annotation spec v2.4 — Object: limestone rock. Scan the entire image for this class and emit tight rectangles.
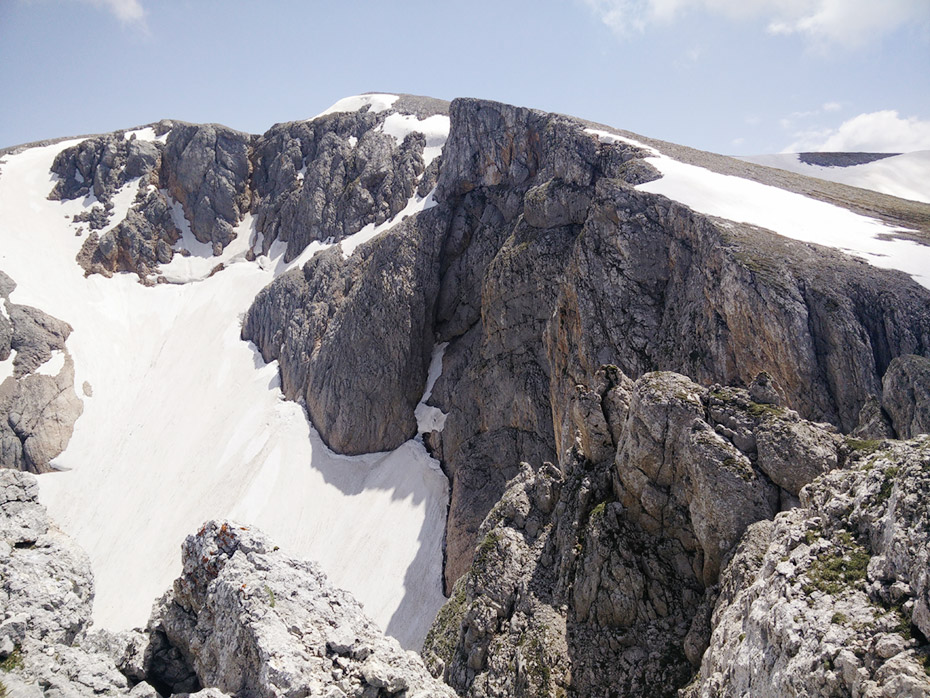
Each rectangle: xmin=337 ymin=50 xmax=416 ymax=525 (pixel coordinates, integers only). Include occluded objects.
xmin=683 ymin=436 xmax=930 ymax=697
xmin=162 ymin=123 xmax=252 ymax=252
xmin=250 ymin=96 xmax=445 ymax=262
xmin=148 ymin=520 xmax=455 ymax=698
xmin=243 ymin=205 xmax=446 ymax=455
xmin=49 ymin=131 xmax=160 ymax=206
xmin=882 ymin=354 xmax=930 ymax=438
xmin=0 ymin=470 xmax=135 ymax=698
xmin=0 ymin=287 xmax=83 ymax=473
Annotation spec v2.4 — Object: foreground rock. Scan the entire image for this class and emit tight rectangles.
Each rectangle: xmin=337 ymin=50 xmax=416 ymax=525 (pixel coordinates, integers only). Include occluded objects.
xmin=148 ymin=520 xmax=455 ymax=698
xmin=683 ymin=436 xmax=930 ymax=697
xmin=422 ymin=369 xmax=846 ymax=697
xmin=0 ymin=469 xmax=141 ymax=697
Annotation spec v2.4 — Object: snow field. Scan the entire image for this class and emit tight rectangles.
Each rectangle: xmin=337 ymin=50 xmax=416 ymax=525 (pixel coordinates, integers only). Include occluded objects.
xmin=739 ymin=151 xmax=930 ymax=204
xmin=0 ymin=140 xmax=450 ymax=650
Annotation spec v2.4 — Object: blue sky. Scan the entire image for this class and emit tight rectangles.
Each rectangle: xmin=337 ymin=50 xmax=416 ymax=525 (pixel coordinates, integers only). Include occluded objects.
xmin=1 ymin=0 xmax=928 ymax=154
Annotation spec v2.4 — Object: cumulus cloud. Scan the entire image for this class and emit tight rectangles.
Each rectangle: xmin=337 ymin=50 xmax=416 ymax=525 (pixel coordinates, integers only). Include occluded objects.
xmin=79 ymin=0 xmax=145 ymax=24
xmin=784 ymin=111 xmax=930 ymax=153
xmin=581 ymin=0 xmax=930 ymax=46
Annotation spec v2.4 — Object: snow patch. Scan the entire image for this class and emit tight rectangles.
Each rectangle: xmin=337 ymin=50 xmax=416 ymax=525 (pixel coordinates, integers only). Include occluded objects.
xmin=379 ymin=113 xmax=450 ymax=166
xmin=340 ymin=188 xmax=438 ymax=258
xmin=35 ymin=349 xmax=66 ymax=376
xmin=585 ymin=128 xmax=660 ymax=156
xmin=159 ymin=201 xmax=258 ymax=284
xmin=99 ymin=177 xmax=143 ymax=236
xmin=313 ymin=93 xmax=399 ymax=120
xmin=347 ymin=135 xmax=358 ymax=148
xmin=123 ymin=127 xmax=168 ymax=144
xmin=415 ymin=343 xmax=448 ymax=435
xmin=738 ymin=151 xmax=930 ymax=204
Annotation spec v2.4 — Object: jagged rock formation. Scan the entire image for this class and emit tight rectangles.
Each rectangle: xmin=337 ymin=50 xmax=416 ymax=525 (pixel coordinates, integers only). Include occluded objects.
xmin=422 ymin=369 xmax=850 ymax=697
xmin=250 ymin=98 xmax=444 ymax=262
xmin=0 ymin=271 xmax=83 ymax=472
xmin=51 ymin=96 xmax=449 ymax=278
xmin=882 ymin=354 xmax=930 ymax=439
xmin=682 ymin=436 xmax=930 ymax=697
xmin=148 ymin=520 xmax=455 ymax=698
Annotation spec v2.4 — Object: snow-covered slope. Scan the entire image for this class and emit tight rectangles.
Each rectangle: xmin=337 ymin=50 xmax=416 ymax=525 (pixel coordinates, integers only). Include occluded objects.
xmin=0 ymin=102 xmax=451 ymax=651
xmin=738 ymin=151 xmax=930 ymax=204
xmin=588 ymin=129 xmax=930 ymax=290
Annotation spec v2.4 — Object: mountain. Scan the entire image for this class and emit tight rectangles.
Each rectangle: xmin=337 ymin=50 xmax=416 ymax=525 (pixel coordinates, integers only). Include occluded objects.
xmin=0 ymin=93 xmax=928 ymax=698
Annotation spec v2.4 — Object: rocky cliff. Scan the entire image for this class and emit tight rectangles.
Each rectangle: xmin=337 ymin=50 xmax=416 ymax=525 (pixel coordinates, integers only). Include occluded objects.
xmin=241 ymin=97 xmax=930 ymax=595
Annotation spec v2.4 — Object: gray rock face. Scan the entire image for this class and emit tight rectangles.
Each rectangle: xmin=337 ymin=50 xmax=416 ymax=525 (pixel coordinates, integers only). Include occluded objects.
xmin=250 ymin=100 xmax=441 ymax=262
xmin=162 ymin=123 xmax=252 ymax=253
xmin=242 ymin=206 xmax=447 ymax=454
xmin=0 ymin=279 xmax=83 ymax=473
xmin=149 ymin=520 xmax=455 ymax=698
xmin=243 ymin=96 xmax=930 ymax=596
xmin=683 ymin=436 xmax=930 ymax=697
xmin=78 ymin=186 xmax=181 ymax=277
xmin=423 ymin=370 xmax=844 ymax=697
xmin=49 ymin=131 xmax=161 ymax=207
xmin=0 ymin=469 xmax=134 ymax=698
xmin=882 ymin=354 xmax=930 ymax=438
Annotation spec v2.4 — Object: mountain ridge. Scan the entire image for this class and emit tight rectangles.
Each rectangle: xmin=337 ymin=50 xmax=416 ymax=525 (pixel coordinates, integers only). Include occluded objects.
xmin=0 ymin=92 xmax=928 ymax=697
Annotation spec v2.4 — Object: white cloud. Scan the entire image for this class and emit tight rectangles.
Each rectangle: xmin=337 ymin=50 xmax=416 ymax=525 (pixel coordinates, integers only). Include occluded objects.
xmin=581 ymin=0 xmax=930 ymax=46
xmin=79 ymin=0 xmax=145 ymax=24
xmin=784 ymin=111 xmax=930 ymax=152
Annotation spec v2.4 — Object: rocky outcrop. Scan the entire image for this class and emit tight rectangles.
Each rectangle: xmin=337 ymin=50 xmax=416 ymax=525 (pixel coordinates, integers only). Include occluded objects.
xmin=0 ymin=469 xmax=140 ymax=698
xmin=882 ymin=354 xmax=930 ymax=439
xmin=242 ymin=205 xmax=447 ymax=454
xmin=162 ymin=123 xmax=252 ymax=253
xmin=50 ymin=120 xmax=251 ymax=276
xmin=49 ymin=130 xmax=162 ymax=207
xmin=411 ymin=97 xmax=930 ymax=591
xmin=250 ymin=95 xmax=446 ymax=261
xmin=0 ymin=273 xmax=83 ymax=473
xmin=148 ymin=520 xmax=455 ymax=698
xmin=683 ymin=436 xmax=930 ymax=697
xmin=241 ymin=97 xmax=930 ymax=594
xmin=423 ymin=369 xmax=845 ymax=697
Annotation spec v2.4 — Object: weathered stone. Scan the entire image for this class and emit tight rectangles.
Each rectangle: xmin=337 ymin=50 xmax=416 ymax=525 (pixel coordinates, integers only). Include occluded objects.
xmin=162 ymin=123 xmax=251 ymax=251
xmin=148 ymin=521 xmax=455 ymax=698
xmin=882 ymin=354 xmax=930 ymax=438
xmin=243 ymin=206 xmax=446 ymax=454
xmin=683 ymin=436 xmax=930 ymax=697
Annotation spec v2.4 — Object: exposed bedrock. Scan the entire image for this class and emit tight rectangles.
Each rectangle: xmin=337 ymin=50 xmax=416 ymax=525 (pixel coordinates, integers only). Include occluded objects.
xmin=161 ymin=122 xmax=252 ymax=252
xmin=148 ymin=520 xmax=456 ymax=698
xmin=0 ymin=471 xmax=454 ymax=698
xmin=242 ymin=206 xmax=448 ymax=455
xmin=241 ymin=97 xmax=930 ymax=594
xmin=249 ymin=97 xmax=447 ymax=261
xmin=682 ymin=436 xmax=930 ymax=698
xmin=882 ymin=354 xmax=930 ymax=439
xmin=423 ymin=369 xmax=851 ymax=697
xmin=0 ymin=272 xmax=83 ymax=473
